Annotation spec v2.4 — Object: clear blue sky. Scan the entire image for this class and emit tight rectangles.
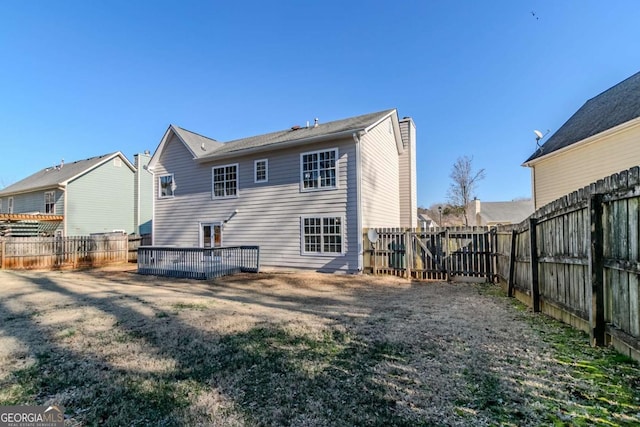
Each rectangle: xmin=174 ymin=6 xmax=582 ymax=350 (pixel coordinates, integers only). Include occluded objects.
xmin=1 ymin=1 xmax=640 ymax=208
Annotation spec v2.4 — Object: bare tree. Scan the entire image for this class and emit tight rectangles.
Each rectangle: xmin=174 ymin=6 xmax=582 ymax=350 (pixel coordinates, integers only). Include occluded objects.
xmin=447 ymin=156 xmax=486 ymax=226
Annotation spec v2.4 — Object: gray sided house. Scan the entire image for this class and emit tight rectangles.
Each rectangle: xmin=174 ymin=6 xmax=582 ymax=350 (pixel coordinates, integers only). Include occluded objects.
xmin=149 ymin=109 xmax=417 ymax=273
xmin=0 ymin=152 xmax=153 ymax=236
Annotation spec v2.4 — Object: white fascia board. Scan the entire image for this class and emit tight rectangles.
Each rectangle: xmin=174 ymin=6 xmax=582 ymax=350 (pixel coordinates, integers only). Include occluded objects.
xmin=364 ymin=109 xmax=404 ymax=154
xmin=62 ymin=152 xmax=135 ymax=185
xmin=148 ymin=125 xmax=200 ymax=172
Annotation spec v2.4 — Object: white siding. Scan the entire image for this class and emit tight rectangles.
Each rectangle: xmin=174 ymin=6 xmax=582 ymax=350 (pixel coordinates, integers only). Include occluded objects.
xmin=533 ymin=124 xmax=640 ymax=209
xmin=360 ymin=117 xmax=402 ymax=228
xmin=399 ymin=118 xmax=417 ymax=227
xmin=153 ymin=133 xmax=359 ymax=272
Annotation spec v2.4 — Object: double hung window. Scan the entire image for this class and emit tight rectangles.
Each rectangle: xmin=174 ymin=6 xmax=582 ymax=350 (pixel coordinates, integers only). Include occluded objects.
xmin=212 ymin=164 xmax=238 ymax=198
xmin=254 ymin=159 xmax=268 ymax=183
xmin=44 ymin=191 xmax=55 ymax=214
xmin=302 ymin=216 xmax=343 ymax=255
xmin=301 ymin=149 xmax=337 ymax=190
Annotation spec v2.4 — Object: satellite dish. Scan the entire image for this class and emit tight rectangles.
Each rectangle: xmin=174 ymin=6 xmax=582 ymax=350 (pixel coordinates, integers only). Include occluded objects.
xmin=533 ymin=130 xmax=544 ymax=140
xmin=367 ymin=229 xmax=379 ymax=244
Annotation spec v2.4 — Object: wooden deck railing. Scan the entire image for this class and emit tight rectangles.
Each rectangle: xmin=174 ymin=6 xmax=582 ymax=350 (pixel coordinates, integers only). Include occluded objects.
xmin=137 ymin=246 xmax=260 ymax=279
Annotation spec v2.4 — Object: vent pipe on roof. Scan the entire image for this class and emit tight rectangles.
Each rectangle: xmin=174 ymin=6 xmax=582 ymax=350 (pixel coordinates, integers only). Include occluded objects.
xmin=314 ymin=118 xmax=319 ymax=128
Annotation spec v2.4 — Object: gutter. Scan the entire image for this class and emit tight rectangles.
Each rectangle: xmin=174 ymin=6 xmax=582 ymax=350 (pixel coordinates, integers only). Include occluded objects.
xmin=353 ymin=130 xmax=365 ymax=272
xmin=194 ymin=129 xmax=363 ymax=163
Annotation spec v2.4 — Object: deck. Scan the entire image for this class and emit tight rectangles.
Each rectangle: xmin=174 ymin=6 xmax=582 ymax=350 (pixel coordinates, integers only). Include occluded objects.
xmin=137 ymin=246 xmax=259 ymax=279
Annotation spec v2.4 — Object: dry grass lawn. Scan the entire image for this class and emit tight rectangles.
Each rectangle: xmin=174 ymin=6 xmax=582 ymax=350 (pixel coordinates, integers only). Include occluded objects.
xmin=1 ymin=266 xmax=639 ymax=426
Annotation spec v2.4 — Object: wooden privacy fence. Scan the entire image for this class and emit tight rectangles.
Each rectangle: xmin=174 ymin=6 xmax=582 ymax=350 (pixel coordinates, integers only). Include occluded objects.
xmin=363 ymin=227 xmax=496 ymax=281
xmin=0 ymin=234 xmax=128 ymax=270
xmin=137 ymin=246 xmax=260 ymax=280
xmin=127 ymin=234 xmax=152 ymax=262
xmin=495 ymin=165 xmax=640 ymax=359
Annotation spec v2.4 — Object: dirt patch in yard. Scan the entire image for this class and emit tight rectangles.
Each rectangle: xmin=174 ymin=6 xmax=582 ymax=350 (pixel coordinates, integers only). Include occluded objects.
xmin=0 ymin=267 xmax=638 ymax=426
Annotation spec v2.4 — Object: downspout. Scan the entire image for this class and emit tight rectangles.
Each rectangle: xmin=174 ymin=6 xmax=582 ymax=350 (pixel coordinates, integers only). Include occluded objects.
xmin=63 ymin=186 xmax=68 ymax=236
xmin=136 ymin=157 xmax=141 ymax=235
xmin=530 ymin=167 xmax=537 ymax=210
xmin=148 ymin=165 xmax=156 ymax=245
xmin=353 ymin=131 xmax=365 ymax=272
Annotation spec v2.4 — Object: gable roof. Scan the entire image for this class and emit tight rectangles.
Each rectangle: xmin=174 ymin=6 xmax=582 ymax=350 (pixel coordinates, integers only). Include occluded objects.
xmin=172 ymin=126 xmax=223 ymax=157
xmin=199 ymin=109 xmax=398 ymax=160
xmin=525 ymin=71 xmax=640 ymax=164
xmin=147 ymin=125 xmax=224 ymax=171
xmin=0 ymin=152 xmax=134 ymax=196
xmin=148 ymin=109 xmax=400 ymax=169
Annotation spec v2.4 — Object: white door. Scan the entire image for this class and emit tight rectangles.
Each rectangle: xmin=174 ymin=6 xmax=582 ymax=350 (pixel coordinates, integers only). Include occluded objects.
xmin=201 ymin=223 xmax=222 ymax=248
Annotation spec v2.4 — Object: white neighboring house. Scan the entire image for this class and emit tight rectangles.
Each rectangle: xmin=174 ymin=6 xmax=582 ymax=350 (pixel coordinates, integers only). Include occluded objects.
xmin=148 ymin=109 xmax=417 ymax=273
xmin=465 ymin=199 xmax=534 ymax=227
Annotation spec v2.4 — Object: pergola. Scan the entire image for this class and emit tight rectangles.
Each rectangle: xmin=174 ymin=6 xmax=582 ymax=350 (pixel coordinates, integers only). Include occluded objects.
xmin=0 ymin=213 xmax=64 ymax=236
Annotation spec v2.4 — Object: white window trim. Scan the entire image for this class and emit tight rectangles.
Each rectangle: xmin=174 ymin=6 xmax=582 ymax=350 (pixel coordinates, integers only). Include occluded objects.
xmin=0 ymin=199 xmax=2 ymax=213
xmin=254 ymin=159 xmax=268 ymax=183
xmin=300 ymin=216 xmax=345 ymax=256
xmin=8 ymin=197 xmax=14 ymax=214
xmin=300 ymin=148 xmax=339 ymax=192
xmin=212 ymin=163 xmax=239 ymax=199
xmin=44 ymin=191 xmax=55 ymax=214
xmin=158 ymin=174 xmax=175 ymax=199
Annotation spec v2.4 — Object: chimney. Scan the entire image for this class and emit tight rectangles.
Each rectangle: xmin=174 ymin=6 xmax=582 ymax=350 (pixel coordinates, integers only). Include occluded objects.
xmin=60 ymin=159 xmax=64 ymax=169
xmin=314 ymin=118 xmax=319 ymax=128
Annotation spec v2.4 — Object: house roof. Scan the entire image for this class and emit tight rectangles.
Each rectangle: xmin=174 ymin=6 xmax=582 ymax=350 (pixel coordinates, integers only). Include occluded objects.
xmin=477 ymin=200 xmax=534 ymax=224
xmin=0 ymin=152 xmax=133 ymax=196
xmin=198 ymin=109 xmax=397 ymax=160
xmin=172 ymin=126 xmax=223 ymax=158
xmin=524 ymin=71 xmax=640 ymax=164
xmin=148 ymin=109 xmax=401 ymax=170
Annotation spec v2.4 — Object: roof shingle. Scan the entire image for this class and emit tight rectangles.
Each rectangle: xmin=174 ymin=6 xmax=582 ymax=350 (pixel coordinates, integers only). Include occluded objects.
xmin=198 ymin=109 xmax=396 ymax=159
xmin=525 ymin=71 xmax=640 ymax=163
xmin=0 ymin=153 xmax=122 ymax=195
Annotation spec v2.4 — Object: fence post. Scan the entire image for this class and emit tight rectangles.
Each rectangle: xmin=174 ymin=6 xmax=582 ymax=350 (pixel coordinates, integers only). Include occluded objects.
xmin=589 ymin=194 xmax=606 ymax=346
xmin=529 ymin=217 xmax=540 ymax=312
xmin=444 ymin=229 xmax=450 ymax=281
xmin=507 ymin=229 xmax=517 ymax=297
xmin=405 ymin=229 xmax=412 ymax=279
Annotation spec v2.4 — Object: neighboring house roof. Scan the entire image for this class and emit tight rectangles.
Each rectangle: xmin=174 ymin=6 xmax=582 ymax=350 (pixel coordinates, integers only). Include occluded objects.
xmin=418 ymin=213 xmax=438 ymax=228
xmin=524 ymin=71 xmax=640 ymax=164
xmin=474 ymin=200 xmax=534 ymax=225
xmin=149 ymin=109 xmax=400 ymax=169
xmin=0 ymin=152 xmax=134 ymax=196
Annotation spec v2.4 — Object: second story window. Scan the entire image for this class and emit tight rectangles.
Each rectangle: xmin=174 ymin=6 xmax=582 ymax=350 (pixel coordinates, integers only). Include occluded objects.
xmin=158 ymin=174 xmax=174 ymax=198
xmin=44 ymin=191 xmax=55 ymax=214
xmin=8 ymin=197 xmax=14 ymax=214
xmin=212 ymin=164 xmax=238 ymax=199
xmin=254 ymin=159 xmax=268 ymax=183
xmin=301 ymin=148 xmax=337 ymax=191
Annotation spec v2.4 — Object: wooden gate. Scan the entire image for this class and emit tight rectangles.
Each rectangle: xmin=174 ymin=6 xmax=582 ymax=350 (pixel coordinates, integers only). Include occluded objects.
xmin=363 ymin=227 xmax=496 ymax=281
